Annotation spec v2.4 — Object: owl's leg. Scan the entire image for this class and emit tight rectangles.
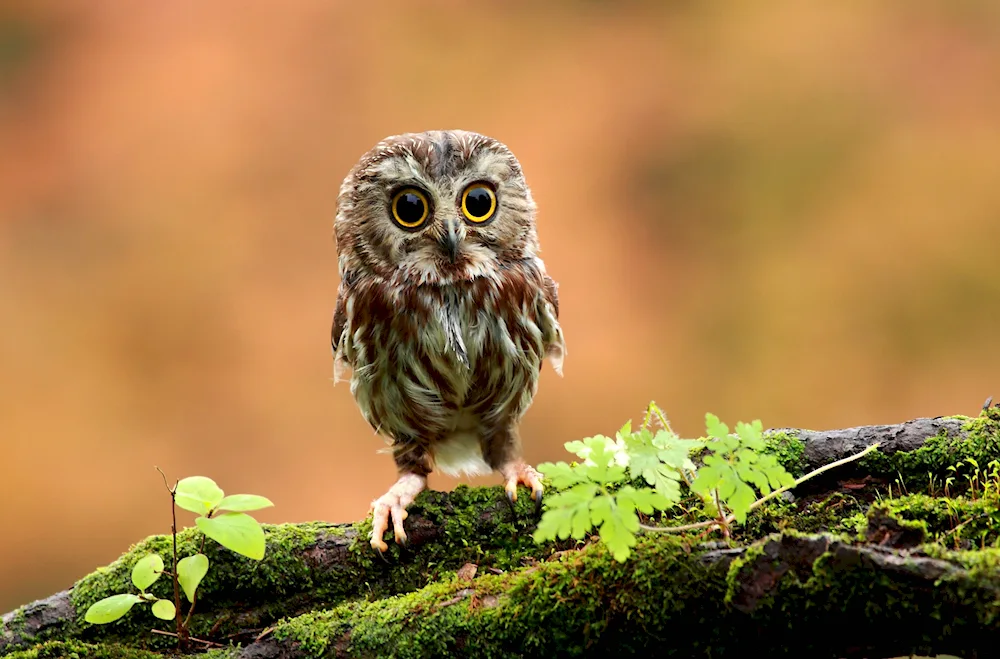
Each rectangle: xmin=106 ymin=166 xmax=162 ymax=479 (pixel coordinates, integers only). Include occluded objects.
xmin=369 ymin=444 xmax=430 ymax=553
xmin=481 ymin=425 xmax=544 ymax=514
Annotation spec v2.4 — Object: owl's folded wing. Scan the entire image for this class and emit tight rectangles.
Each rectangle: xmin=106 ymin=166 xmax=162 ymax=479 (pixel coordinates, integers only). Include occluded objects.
xmin=331 ymin=286 xmax=351 ymax=383
xmin=541 ymin=274 xmax=565 ymax=376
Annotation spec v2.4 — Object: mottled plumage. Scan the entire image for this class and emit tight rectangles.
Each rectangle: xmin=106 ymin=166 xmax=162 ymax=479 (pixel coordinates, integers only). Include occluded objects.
xmin=331 ymin=130 xmax=565 ymax=551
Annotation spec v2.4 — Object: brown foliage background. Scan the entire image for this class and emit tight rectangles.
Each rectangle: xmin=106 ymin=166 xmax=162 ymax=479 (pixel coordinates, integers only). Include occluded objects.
xmin=2 ymin=1 xmax=999 ymax=611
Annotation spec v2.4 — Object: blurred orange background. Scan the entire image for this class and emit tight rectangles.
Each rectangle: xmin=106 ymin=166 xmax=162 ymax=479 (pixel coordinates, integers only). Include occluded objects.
xmin=3 ymin=1 xmax=1000 ymax=612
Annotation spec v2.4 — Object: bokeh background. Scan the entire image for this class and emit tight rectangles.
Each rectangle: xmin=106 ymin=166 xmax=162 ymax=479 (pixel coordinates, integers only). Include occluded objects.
xmin=3 ymin=0 xmax=1000 ymax=612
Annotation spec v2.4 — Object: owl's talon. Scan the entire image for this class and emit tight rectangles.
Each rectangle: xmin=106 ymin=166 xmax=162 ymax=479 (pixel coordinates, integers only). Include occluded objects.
xmin=503 ymin=489 xmax=518 ymax=517
xmin=532 ymin=489 xmax=543 ymax=516
xmin=368 ymin=473 xmax=426 ymax=554
xmin=502 ymin=461 xmax=544 ymax=518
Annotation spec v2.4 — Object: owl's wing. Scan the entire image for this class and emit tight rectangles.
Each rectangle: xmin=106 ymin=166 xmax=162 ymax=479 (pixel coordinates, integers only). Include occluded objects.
xmin=331 ymin=285 xmax=351 ymax=383
xmin=541 ymin=274 xmax=565 ymax=375
xmin=543 ymin=274 xmax=560 ymax=319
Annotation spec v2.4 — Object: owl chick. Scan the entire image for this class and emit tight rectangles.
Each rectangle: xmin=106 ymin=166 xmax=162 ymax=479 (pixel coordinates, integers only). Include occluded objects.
xmin=331 ymin=130 xmax=565 ymax=553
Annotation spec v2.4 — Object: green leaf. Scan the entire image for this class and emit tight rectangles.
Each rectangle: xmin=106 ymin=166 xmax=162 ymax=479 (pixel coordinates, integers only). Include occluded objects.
xmin=617 ymin=485 xmax=672 ymax=514
xmin=690 ymin=460 xmax=731 ymax=497
xmin=735 ymin=420 xmax=766 ymax=451
xmin=763 ymin=462 xmax=797 ymax=490
xmin=151 ymin=599 xmax=176 ymax=621
xmin=623 ymin=431 xmax=684 ymax=505
xmin=737 ymin=463 xmax=771 ymax=495
xmin=650 ymin=469 xmax=682 ymax=501
xmin=532 ymin=483 xmax=600 ymax=542
xmin=717 ymin=473 xmax=737 ymax=500
xmin=216 ymin=494 xmax=274 ymax=513
xmin=653 ymin=431 xmax=700 ymax=467
xmin=130 ymin=554 xmax=163 ymax=592
xmin=705 ymin=413 xmax=729 ymax=442
xmin=756 ymin=454 xmax=796 ymax=490
xmin=175 ymin=476 xmax=225 ymax=515
xmin=563 ymin=439 xmax=590 ymax=460
xmin=728 ymin=481 xmax=757 ymax=524
xmin=624 ymin=430 xmax=663 ymax=483
xmin=580 ymin=436 xmax=627 ymax=484
xmin=196 ymin=512 xmax=266 ymax=560
xmin=537 ymin=461 xmax=588 ymax=489
xmin=84 ymin=594 xmax=142 ymax=624
xmin=590 ymin=494 xmax=637 ymax=562
xmin=177 ymin=553 xmax=209 ymax=602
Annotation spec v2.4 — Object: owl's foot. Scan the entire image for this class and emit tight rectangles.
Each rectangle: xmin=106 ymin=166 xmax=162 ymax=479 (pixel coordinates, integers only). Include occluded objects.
xmin=501 ymin=461 xmax=544 ymax=515
xmin=368 ymin=473 xmax=427 ymax=553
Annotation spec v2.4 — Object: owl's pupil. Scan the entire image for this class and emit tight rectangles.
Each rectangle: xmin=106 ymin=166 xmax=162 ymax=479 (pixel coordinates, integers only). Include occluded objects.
xmin=465 ymin=188 xmax=492 ymax=218
xmin=397 ymin=193 xmax=425 ymax=223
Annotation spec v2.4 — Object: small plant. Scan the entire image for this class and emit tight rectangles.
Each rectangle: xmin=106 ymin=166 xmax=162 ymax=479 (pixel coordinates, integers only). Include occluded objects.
xmin=533 ymin=402 xmax=877 ymax=561
xmin=84 ymin=472 xmax=273 ymax=650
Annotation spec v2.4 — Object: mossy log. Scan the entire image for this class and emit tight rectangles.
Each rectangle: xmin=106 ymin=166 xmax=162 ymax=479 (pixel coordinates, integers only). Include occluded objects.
xmin=4 ymin=411 xmax=1000 ymax=658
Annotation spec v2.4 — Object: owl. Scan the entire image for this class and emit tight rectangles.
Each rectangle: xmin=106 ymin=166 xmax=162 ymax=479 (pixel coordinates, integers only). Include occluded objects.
xmin=331 ymin=130 xmax=566 ymax=553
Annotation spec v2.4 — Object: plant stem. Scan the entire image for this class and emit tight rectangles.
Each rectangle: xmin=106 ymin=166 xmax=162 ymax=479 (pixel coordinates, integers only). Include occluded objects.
xmin=736 ymin=442 xmax=881 ymax=519
xmin=713 ymin=488 xmax=730 ymax=539
xmin=169 ymin=485 xmax=187 ymax=650
xmin=182 ymin=592 xmax=198 ymax=631
xmin=638 ymin=518 xmax=718 ymax=533
xmin=641 ymin=401 xmax=675 ymax=435
xmin=640 ymin=442 xmax=880 ymax=534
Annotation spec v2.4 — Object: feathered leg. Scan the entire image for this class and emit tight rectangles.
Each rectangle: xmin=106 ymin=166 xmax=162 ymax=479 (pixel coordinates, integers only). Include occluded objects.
xmin=481 ymin=424 xmax=544 ymax=514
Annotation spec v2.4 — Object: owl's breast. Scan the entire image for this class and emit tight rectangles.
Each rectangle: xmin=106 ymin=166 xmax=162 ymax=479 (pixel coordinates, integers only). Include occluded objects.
xmin=341 ymin=270 xmax=556 ymax=442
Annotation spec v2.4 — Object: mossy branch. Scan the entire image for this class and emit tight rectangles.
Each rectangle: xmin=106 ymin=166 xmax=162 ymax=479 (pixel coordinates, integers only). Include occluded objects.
xmin=3 ymin=411 xmax=1000 ymax=658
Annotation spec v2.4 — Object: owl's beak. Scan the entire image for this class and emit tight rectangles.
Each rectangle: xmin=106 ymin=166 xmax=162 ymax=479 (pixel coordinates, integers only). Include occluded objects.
xmin=439 ymin=220 xmax=461 ymax=263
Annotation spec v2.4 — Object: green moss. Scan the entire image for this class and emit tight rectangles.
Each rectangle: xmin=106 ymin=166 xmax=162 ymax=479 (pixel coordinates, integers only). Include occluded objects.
xmin=842 ymin=493 xmax=1000 ymax=550
xmin=859 ymin=410 xmax=1000 ymax=490
xmin=275 ymin=534 xmax=731 ymax=658
xmin=763 ymin=431 xmax=807 ymax=476
xmin=50 ymin=485 xmax=553 ymax=652
xmin=1 ymin=640 xmax=179 ymax=659
xmin=740 ymin=492 xmax=865 ymax=541
xmin=3 ymin=609 xmax=26 ymax=639
xmin=66 ymin=521 xmax=334 ymax=649
xmin=2 ymin=640 xmax=241 ymax=659
xmin=723 ymin=541 xmax=767 ymax=605
xmin=271 ymin=530 xmax=1000 ymax=658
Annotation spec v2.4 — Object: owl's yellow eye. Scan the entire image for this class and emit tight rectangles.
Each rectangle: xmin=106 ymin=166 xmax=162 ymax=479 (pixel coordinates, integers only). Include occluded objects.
xmin=461 ymin=183 xmax=497 ymax=224
xmin=391 ymin=187 xmax=430 ymax=229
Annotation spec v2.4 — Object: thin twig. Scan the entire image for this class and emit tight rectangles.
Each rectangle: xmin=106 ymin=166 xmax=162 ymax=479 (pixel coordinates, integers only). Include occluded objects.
xmin=150 ymin=629 xmax=222 ymax=648
xmin=154 ymin=466 xmax=174 ymax=494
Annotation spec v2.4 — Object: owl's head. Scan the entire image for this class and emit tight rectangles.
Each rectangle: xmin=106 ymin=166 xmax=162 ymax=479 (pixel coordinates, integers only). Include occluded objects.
xmin=334 ymin=130 xmax=539 ymax=285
